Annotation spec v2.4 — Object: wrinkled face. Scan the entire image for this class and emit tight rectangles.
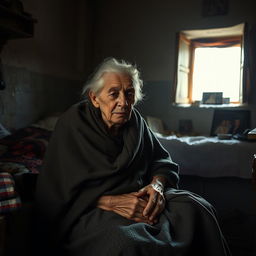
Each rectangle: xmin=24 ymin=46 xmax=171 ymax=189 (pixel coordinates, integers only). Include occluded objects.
xmin=89 ymin=72 xmax=135 ymax=129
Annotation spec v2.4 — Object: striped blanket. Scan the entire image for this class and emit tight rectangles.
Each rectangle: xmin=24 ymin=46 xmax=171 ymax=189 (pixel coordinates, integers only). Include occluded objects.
xmin=0 ymin=172 xmax=21 ymax=214
xmin=0 ymin=126 xmax=51 ymax=215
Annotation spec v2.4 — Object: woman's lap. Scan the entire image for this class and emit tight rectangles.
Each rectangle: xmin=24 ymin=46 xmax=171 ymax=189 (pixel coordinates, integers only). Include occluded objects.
xmin=65 ymin=189 xmax=230 ymax=256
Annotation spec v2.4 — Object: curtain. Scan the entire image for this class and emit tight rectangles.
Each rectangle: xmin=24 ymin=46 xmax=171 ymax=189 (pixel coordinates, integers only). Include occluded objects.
xmin=191 ymin=37 xmax=241 ymax=48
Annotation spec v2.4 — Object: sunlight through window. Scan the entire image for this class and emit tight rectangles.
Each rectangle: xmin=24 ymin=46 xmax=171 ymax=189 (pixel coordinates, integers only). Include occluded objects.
xmin=192 ymin=47 xmax=241 ymax=103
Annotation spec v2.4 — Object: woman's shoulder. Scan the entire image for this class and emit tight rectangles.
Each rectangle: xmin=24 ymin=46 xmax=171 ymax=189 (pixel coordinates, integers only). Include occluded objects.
xmin=55 ymin=101 xmax=89 ymax=129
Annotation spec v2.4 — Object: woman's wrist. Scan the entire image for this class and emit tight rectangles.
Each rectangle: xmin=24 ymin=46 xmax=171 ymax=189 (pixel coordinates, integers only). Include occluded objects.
xmin=151 ymin=176 xmax=167 ymax=189
xmin=97 ymin=195 xmax=113 ymax=211
xmin=150 ymin=177 xmax=165 ymax=196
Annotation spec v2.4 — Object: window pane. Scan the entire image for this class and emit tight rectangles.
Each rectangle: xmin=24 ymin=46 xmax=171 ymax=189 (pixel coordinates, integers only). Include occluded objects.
xmin=192 ymin=47 xmax=241 ymax=103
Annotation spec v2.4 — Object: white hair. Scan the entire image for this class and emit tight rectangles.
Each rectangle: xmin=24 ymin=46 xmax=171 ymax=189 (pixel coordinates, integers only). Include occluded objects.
xmin=82 ymin=58 xmax=144 ymax=104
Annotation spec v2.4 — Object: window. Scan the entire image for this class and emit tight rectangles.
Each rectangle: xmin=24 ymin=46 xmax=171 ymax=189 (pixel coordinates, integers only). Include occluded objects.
xmin=173 ymin=23 xmax=246 ymax=106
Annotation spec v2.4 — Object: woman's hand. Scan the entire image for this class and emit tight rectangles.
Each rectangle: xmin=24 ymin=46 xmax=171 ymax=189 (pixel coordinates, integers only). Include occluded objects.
xmin=97 ymin=193 xmax=153 ymax=224
xmin=136 ymin=176 xmax=166 ymax=223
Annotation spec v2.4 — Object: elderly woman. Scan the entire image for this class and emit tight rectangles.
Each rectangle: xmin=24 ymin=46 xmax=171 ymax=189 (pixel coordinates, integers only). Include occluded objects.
xmin=35 ymin=58 xmax=230 ymax=256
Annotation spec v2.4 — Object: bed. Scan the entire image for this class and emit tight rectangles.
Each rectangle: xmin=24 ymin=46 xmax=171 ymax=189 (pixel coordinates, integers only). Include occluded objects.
xmin=156 ymin=133 xmax=255 ymax=179
xmin=0 ymin=116 xmax=57 ymax=255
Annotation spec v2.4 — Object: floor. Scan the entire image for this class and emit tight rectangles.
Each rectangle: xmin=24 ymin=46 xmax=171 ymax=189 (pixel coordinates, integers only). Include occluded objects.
xmin=179 ymin=175 xmax=256 ymax=256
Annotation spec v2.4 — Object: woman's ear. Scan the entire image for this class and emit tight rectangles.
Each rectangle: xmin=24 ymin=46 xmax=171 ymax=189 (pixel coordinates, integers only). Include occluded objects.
xmin=89 ymin=91 xmax=100 ymax=108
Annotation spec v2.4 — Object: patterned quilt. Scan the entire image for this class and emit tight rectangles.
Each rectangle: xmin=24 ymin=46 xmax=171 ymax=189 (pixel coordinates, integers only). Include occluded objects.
xmin=0 ymin=126 xmax=51 ymax=214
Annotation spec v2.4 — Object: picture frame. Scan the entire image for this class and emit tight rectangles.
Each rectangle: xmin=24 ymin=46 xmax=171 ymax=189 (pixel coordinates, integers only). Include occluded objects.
xmin=210 ymin=109 xmax=251 ymax=136
xmin=202 ymin=92 xmax=223 ymax=104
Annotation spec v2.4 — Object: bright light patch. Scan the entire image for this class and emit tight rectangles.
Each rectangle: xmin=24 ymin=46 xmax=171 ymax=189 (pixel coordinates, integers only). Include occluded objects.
xmin=192 ymin=47 xmax=241 ymax=103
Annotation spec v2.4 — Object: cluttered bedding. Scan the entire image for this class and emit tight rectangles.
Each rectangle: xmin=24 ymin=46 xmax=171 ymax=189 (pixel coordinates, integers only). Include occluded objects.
xmin=0 ymin=116 xmax=58 ymax=215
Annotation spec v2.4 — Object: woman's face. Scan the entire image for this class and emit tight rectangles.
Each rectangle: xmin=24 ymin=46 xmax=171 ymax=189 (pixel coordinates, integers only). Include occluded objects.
xmin=89 ymin=72 xmax=135 ymax=129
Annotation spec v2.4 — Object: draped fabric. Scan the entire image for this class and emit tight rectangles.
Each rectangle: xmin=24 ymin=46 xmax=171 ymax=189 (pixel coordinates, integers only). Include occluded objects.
xmin=34 ymin=101 xmax=230 ymax=256
xmin=64 ymin=189 xmax=230 ymax=256
xmin=191 ymin=36 xmax=241 ymax=47
xmin=243 ymin=23 xmax=256 ymax=104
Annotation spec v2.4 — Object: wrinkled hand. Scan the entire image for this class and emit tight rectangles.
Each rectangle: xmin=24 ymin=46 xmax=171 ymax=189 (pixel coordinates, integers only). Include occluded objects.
xmin=136 ymin=180 xmax=166 ymax=223
xmin=97 ymin=193 xmax=154 ymax=224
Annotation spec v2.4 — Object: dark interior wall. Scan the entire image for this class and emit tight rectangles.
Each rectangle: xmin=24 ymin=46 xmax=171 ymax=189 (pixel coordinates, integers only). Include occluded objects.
xmin=2 ymin=0 xmax=92 ymax=80
xmin=1 ymin=0 xmax=255 ymax=133
xmin=92 ymin=0 xmax=256 ymax=135
xmin=0 ymin=0 xmax=93 ymax=129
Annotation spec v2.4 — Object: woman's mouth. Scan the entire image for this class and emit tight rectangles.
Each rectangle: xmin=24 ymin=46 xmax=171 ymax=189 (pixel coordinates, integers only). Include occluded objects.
xmin=112 ymin=112 xmax=127 ymax=115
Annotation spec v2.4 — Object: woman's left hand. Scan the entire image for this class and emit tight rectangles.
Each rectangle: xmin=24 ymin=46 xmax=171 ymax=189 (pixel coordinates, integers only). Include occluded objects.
xmin=135 ymin=177 xmax=166 ymax=223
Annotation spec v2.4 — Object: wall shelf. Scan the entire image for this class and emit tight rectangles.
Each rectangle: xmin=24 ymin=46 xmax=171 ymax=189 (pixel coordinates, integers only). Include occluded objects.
xmin=0 ymin=3 xmax=36 ymax=40
xmin=0 ymin=0 xmax=36 ymax=90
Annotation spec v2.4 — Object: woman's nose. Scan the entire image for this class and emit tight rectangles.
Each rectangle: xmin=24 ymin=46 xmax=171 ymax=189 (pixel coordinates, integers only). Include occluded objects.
xmin=118 ymin=93 xmax=128 ymax=107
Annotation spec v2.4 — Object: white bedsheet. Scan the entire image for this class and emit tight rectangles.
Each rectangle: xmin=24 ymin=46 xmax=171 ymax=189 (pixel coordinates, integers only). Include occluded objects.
xmin=157 ymin=134 xmax=255 ymax=179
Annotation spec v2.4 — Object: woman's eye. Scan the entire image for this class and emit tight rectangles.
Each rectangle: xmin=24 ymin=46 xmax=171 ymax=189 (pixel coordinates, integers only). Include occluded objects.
xmin=109 ymin=92 xmax=118 ymax=98
xmin=126 ymin=91 xmax=134 ymax=98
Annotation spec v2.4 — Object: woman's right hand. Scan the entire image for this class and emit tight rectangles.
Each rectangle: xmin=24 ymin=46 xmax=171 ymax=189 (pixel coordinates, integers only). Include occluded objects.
xmin=97 ymin=193 xmax=153 ymax=224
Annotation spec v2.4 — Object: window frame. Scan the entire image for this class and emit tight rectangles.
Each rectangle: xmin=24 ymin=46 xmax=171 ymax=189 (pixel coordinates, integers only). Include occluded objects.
xmin=191 ymin=36 xmax=243 ymax=104
xmin=172 ymin=24 xmax=247 ymax=107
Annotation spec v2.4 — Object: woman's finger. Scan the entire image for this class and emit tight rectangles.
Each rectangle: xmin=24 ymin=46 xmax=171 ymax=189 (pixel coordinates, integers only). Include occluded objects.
xmin=149 ymin=197 xmax=165 ymax=221
xmin=134 ymin=187 xmax=148 ymax=197
xmin=137 ymin=197 xmax=148 ymax=208
xmin=133 ymin=216 xmax=153 ymax=224
xmin=134 ymin=205 xmax=146 ymax=215
xmin=143 ymin=192 xmax=158 ymax=217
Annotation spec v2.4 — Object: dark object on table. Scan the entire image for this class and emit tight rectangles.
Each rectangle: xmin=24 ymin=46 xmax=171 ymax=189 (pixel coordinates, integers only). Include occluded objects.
xmin=233 ymin=129 xmax=256 ymax=141
xmin=247 ymin=128 xmax=256 ymax=140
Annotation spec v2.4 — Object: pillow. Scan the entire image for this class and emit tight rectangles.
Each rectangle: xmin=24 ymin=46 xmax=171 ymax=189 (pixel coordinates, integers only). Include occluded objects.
xmin=31 ymin=113 xmax=61 ymax=131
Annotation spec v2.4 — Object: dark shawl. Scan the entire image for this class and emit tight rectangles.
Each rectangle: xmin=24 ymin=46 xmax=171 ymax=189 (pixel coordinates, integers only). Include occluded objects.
xmin=35 ymin=101 xmax=179 ymax=245
xmin=35 ymin=101 xmax=230 ymax=256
